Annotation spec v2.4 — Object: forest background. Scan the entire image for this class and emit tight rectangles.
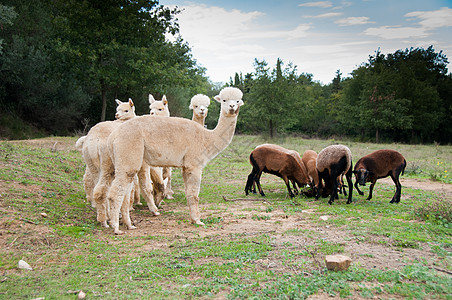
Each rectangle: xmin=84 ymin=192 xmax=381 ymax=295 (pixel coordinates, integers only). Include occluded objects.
xmin=1 ymin=0 xmax=451 ymax=144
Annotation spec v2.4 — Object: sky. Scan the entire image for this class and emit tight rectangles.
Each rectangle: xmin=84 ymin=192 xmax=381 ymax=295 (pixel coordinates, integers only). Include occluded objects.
xmin=159 ymin=0 xmax=452 ymax=84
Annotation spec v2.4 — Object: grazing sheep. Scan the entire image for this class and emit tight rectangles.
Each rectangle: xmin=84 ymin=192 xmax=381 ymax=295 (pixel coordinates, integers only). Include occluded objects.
xmin=190 ymin=94 xmax=211 ymax=127
xmin=353 ymin=149 xmax=406 ymax=203
xmin=301 ymin=150 xmax=320 ymax=194
xmin=96 ymin=87 xmax=244 ymax=234
xmin=316 ymin=145 xmax=353 ymax=204
xmin=245 ymin=144 xmax=310 ymax=198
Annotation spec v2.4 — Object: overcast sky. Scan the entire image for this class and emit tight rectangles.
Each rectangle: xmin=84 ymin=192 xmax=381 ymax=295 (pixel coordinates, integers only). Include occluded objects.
xmin=160 ymin=0 xmax=452 ymax=84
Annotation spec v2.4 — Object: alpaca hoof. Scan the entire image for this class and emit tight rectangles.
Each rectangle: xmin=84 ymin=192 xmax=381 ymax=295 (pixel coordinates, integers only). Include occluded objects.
xmin=114 ymin=229 xmax=125 ymax=235
xmin=128 ymin=225 xmax=137 ymax=230
xmin=153 ymin=211 xmax=160 ymax=216
xmin=101 ymin=221 xmax=109 ymax=228
xmin=194 ymin=220 xmax=205 ymax=226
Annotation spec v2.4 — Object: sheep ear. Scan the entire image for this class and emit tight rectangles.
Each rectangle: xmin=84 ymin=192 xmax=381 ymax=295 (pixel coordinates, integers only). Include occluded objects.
xmin=162 ymin=95 xmax=168 ymax=106
xmin=148 ymin=94 xmax=155 ymax=104
xmin=115 ymin=99 xmax=122 ymax=106
xmin=214 ymin=95 xmax=221 ymax=103
xmin=128 ymin=98 xmax=134 ymax=107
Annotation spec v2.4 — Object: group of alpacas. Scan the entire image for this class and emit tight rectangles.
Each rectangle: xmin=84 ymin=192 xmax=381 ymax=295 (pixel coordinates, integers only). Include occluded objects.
xmin=245 ymin=144 xmax=406 ymax=205
xmin=76 ymin=87 xmax=242 ymax=234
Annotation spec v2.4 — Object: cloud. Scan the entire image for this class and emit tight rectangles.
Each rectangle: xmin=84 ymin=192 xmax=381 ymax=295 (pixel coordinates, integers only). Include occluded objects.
xmin=364 ymin=25 xmax=429 ymax=39
xmin=304 ymin=12 xmax=343 ymax=18
xmin=335 ymin=16 xmax=375 ymax=26
xmin=299 ymin=1 xmax=333 ymax=8
xmin=405 ymin=7 xmax=452 ymax=29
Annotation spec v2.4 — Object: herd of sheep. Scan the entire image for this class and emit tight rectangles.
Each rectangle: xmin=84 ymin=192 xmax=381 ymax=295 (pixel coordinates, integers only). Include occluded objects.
xmin=76 ymin=87 xmax=406 ymax=235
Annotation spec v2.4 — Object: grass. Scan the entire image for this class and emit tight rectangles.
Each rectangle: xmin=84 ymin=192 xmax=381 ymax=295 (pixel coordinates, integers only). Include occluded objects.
xmin=0 ymin=135 xmax=451 ymax=299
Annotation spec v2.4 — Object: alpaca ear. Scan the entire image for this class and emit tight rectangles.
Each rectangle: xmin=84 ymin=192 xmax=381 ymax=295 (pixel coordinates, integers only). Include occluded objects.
xmin=214 ymin=95 xmax=221 ymax=103
xmin=128 ymin=98 xmax=134 ymax=107
xmin=115 ymin=99 xmax=121 ymax=106
xmin=162 ymin=95 xmax=168 ymax=106
xmin=189 ymin=103 xmax=194 ymax=110
xmin=148 ymin=94 xmax=155 ymax=104
xmin=238 ymin=99 xmax=244 ymax=106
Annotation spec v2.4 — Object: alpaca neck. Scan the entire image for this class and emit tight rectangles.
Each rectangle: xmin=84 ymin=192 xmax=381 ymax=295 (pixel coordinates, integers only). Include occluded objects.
xmin=192 ymin=114 xmax=205 ymax=127
xmin=208 ymin=111 xmax=237 ymax=154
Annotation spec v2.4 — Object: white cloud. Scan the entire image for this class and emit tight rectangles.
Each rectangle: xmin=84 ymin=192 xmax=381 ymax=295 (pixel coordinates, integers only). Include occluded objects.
xmin=299 ymin=1 xmax=333 ymax=8
xmin=335 ymin=16 xmax=374 ymax=26
xmin=405 ymin=7 xmax=452 ymax=29
xmin=304 ymin=12 xmax=343 ymax=18
xmin=364 ymin=25 xmax=429 ymax=39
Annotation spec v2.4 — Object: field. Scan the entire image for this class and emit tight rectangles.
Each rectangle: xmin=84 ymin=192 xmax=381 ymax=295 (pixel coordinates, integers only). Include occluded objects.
xmin=0 ymin=135 xmax=451 ymax=299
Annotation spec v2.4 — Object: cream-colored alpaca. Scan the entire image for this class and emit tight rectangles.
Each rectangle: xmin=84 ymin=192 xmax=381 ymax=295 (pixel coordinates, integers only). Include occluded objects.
xmin=76 ymin=99 xmax=137 ymax=227
xmin=100 ymin=87 xmax=244 ymax=234
xmin=189 ymin=94 xmax=210 ymax=127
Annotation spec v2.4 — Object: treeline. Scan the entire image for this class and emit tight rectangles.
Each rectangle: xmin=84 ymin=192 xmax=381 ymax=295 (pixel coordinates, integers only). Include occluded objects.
xmin=231 ymin=47 xmax=452 ymax=144
xmin=1 ymin=2 xmax=452 ymax=144
xmin=0 ymin=0 xmax=212 ymax=138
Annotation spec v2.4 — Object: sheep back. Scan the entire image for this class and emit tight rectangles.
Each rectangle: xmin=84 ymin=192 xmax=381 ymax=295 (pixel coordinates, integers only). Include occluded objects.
xmin=316 ymin=145 xmax=352 ymax=174
xmin=354 ymin=149 xmax=406 ymax=177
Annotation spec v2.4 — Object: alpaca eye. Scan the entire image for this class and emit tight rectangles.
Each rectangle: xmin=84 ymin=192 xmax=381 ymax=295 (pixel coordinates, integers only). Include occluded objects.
xmin=236 ymin=100 xmax=239 ymax=103
xmin=223 ymin=100 xmax=226 ymax=102
xmin=124 ymin=110 xmax=128 ymax=113
xmin=159 ymin=108 xmax=163 ymax=111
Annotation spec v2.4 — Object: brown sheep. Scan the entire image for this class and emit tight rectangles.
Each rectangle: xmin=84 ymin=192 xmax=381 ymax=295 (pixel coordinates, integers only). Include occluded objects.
xmin=245 ymin=144 xmax=310 ymax=198
xmin=316 ymin=144 xmax=353 ymax=204
xmin=301 ymin=150 xmax=321 ymax=194
xmin=353 ymin=149 xmax=406 ymax=203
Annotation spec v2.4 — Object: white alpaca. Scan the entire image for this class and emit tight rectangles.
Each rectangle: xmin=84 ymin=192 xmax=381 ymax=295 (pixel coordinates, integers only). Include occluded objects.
xmin=76 ymin=99 xmax=138 ymax=227
xmin=98 ymin=87 xmax=244 ymax=234
xmin=189 ymin=94 xmax=211 ymax=127
xmin=147 ymin=94 xmax=174 ymax=201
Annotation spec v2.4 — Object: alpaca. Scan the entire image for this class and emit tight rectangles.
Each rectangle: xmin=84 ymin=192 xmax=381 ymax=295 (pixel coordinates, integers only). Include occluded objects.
xmin=189 ymin=94 xmax=211 ymax=126
xmin=98 ymin=87 xmax=244 ymax=234
xmin=149 ymin=94 xmax=170 ymax=116
xmin=76 ymin=99 xmax=138 ymax=227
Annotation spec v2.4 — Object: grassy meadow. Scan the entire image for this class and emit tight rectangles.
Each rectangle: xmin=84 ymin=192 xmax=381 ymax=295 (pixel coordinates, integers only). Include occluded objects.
xmin=0 ymin=135 xmax=451 ymax=299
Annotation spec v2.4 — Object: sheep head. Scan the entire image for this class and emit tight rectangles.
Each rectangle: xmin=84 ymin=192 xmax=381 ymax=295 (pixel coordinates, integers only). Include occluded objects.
xmin=214 ymin=87 xmax=244 ymax=117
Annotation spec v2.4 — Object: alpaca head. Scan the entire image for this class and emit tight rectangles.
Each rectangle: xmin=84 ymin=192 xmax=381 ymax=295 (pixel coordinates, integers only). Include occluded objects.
xmin=115 ymin=98 xmax=136 ymax=120
xmin=214 ymin=87 xmax=244 ymax=117
xmin=189 ymin=94 xmax=210 ymax=119
xmin=149 ymin=94 xmax=170 ymax=117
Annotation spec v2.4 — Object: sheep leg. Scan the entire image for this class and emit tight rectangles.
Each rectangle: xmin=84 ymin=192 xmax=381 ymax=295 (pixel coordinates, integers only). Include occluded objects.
xmin=345 ymin=169 xmax=353 ymax=204
xmin=290 ymin=179 xmax=299 ymax=195
xmin=245 ymin=171 xmax=255 ymax=195
xmin=328 ymin=178 xmax=339 ymax=205
xmin=149 ymin=166 xmax=165 ymax=207
xmin=389 ymin=173 xmax=402 ymax=203
xmin=283 ymin=176 xmax=295 ymax=198
xmin=182 ymin=167 xmax=204 ymax=226
xmin=108 ymin=172 xmax=136 ymax=235
xmin=367 ymin=180 xmax=376 ymax=200
xmin=137 ymin=165 xmax=160 ymax=215
xmin=354 ymin=181 xmax=364 ymax=196
xmin=255 ymin=171 xmax=266 ymax=197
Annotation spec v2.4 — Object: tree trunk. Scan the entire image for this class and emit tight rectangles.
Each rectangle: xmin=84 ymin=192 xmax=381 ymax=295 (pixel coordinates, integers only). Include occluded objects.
xmin=269 ymin=119 xmax=274 ymax=138
xmin=100 ymin=80 xmax=107 ymax=122
xmin=375 ymin=128 xmax=379 ymax=143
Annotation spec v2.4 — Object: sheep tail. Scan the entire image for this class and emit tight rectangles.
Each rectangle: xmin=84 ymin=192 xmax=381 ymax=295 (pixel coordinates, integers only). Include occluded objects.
xmin=401 ymin=159 xmax=407 ymax=176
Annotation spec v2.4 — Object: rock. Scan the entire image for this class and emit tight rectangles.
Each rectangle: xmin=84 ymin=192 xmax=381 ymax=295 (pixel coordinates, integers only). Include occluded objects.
xmin=319 ymin=215 xmax=329 ymax=221
xmin=41 ymin=212 xmax=48 ymax=218
xmin=325 ymin=255 xmax=352 ymax=271
xmin=78 ymin=290 xmax=86 ymax=299
xmin=18 ymin=260 xmax=33 ymax=270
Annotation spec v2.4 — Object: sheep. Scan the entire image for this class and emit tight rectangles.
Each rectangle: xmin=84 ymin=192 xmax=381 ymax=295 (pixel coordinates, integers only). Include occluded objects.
xmin=95 ymin=86 xmax=244 ymax=234
xmin=189 ymin=94 xmax=211 ymax=127
xmin=353 ymin=149 xmax=406 ymax=203
xmin=301 ymin=150 xmax=320 ymax=194
xmin=315 ymin=144 xmax=353 ymax=204
xmin=245 ymin=144 xmax=310 ymax=198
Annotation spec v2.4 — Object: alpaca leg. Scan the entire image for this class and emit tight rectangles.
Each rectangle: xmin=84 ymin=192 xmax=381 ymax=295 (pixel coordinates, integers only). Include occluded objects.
xmin=108 ymin=172 xmax=135 ymax=235
xmin=182 ymin=167 xmax=204 ymax=225
xmin=93 ymin=169 xmax=113 ymax=228
xmin=121 ymin=182 xmax=136 ymax=230
xmin=133 ymin=175 xmax=141 ymax=205
xmin=163 ymin=167 xmax=174 ymax=199
xmin=137 ymin=165 xmax=160 ymax=215
xmin=149 ymin=167 xmax=165 ymax=207
xmin=83 ymin=167 xmax=96 ymax=207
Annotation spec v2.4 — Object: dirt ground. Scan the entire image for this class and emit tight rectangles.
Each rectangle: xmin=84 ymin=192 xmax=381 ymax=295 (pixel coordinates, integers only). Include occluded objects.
xmin=1 ymin=138 xmax=451 ymax=288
